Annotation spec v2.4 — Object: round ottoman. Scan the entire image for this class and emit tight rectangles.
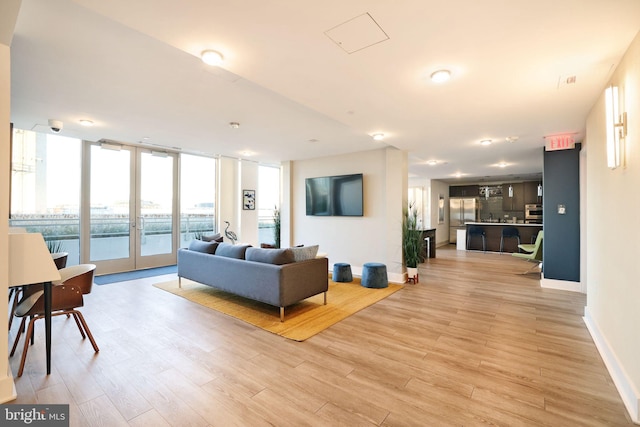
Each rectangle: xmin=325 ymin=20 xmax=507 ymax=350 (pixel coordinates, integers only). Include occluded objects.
xmin=333 ymin=263 xmax=353 ymax=282
xmin=361 ymin=263 xmax=388 ymax=288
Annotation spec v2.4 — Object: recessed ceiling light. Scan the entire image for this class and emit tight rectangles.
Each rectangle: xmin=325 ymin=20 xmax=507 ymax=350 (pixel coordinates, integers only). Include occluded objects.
xmin=372 ymin=133 xmax=385 ymax=141
xmin=308 ymin=139 xmax=319 ymax=143
xmin=454 ymin=172 xmax=462 ymax=178
xmin=229 ymin=122 xmax=240 ymax=129
xmin=79 ymin=119 xmax=94 ymax=127
xmin=426 ymin=160 xmax=438 ymax=166
xmin=480 ymin=139 xmax=492 ymax=146
xmin=506 ymin=136 xmax=519 ymax=143
xmin=498 ymin=162 xmax=508 ymax=168
xmin=201 ymin=50 xmax=224 ymax=66
xmin=430 ymin=69 xmax=451 ymax=83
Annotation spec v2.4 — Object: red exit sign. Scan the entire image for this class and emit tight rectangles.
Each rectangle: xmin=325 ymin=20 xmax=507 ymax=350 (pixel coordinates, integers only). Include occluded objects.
xmin=545 ymin=134 xmax=576 ymax=151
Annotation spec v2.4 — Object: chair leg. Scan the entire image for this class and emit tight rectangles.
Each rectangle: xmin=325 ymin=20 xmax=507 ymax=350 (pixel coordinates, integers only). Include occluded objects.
xmin=71 ymin=312 xmax=86 ymax=339
xmin=71 ymin=310 xmax=99 ymax=352
xmin=17 ymin=316 xmax=38 ymax=377
xmin=10 ymin=317 xmax=27 ymax=357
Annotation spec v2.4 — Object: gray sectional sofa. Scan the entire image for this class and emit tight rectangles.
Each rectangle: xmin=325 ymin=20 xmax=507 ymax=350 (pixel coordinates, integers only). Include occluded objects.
xmin=177 ymin=241 xmax=328 ymax=321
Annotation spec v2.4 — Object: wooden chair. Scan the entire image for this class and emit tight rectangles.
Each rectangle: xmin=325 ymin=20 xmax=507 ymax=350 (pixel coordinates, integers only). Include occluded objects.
xmin=10 ymin=264 xmax=99 ymax=377
xmin=512 ymin=231 xmax=543 ymax=274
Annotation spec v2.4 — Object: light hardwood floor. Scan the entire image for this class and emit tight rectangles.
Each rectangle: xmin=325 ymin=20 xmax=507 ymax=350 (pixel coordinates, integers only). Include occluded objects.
xmin=8 ymin=246 xmax=633 ymax=426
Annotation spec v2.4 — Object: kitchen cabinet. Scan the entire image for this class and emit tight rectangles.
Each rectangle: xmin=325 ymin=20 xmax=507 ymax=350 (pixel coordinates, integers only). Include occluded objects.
xmin=502 ymin=183 xmax=524 ymax=211
xmin=449 ymin=185 xmax=479 ymax=197
xmin=523 ymin=181 xmax=542 ymax=205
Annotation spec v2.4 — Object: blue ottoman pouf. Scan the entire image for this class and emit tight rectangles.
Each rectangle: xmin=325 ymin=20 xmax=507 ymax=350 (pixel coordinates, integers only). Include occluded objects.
xmin=361 ymin=263 xmax=388 ymax=288
xmin=333 ymin=263 xmax=353 ymax=282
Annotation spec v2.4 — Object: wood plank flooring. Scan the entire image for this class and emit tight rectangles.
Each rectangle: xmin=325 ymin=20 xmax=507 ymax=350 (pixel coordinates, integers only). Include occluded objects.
xmin=8 ymin=246 xmax=633 ymax=426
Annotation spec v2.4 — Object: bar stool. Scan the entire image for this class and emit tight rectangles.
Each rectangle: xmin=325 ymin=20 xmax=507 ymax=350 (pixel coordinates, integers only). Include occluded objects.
xmin=467 ymin=226 xmax=486 ymax=251
xmin=500 ymin=226 xmax=521 ymax=253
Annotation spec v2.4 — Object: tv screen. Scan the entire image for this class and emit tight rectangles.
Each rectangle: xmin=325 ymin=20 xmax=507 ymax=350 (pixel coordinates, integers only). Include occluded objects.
xmin=306 ymin=173 xmax=363 ymax=216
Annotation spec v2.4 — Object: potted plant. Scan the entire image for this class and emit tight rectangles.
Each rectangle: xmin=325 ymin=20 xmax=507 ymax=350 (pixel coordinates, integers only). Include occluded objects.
xmin=273 ymin=205 xmax=281 ymax=249
xmin=403 ymin=202 xmax=424 ymax=282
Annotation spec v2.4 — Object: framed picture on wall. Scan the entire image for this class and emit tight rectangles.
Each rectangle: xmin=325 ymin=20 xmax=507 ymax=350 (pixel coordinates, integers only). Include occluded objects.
xmin=243 ymin=189 xmax=255 ymax=210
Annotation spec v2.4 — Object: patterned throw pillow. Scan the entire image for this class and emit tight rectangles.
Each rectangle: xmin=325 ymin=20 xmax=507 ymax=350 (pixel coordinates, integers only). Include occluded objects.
xmin=289 ymin=245 xmax=319 ymax=262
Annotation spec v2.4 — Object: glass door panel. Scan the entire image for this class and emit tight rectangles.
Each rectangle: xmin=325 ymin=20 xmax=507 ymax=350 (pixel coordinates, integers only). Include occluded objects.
xmin=88 ymin=144 xmax=135 ymax=272
xmin=136 ymin=150 xmax=177 ymax=268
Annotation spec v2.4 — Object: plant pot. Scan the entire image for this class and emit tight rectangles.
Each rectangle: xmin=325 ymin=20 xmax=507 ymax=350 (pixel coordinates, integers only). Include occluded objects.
xmin=407 ymin=267 xmax=418 ymax=284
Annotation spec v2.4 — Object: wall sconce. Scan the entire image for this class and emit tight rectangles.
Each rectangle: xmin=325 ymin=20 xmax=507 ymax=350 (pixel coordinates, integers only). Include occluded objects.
xmin=508 ymin=184 xmax=513 ymax=198
xmin=605 ymin=85 xmax=627 ymax=169
xmin=537 ymin=183 xmax=543 ymax=197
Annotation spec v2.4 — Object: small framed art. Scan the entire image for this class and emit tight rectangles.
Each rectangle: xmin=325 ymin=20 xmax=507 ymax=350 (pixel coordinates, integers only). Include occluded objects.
xmin=243 ymin=189 xmax=255 ymax=210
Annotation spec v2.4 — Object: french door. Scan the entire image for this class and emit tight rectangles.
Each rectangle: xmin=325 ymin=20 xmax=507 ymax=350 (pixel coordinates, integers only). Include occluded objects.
xmin=83 ymin=143 xmax=178 ymax=274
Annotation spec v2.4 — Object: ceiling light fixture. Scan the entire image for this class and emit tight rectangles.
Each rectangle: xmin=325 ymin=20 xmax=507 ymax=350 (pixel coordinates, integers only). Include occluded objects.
xmin=426 ymin=160 xmax=438 ymax=166
xmin=498 ymin=162 xmax=508 ymax=168
xmin=506 ymin=136 xmax=519 ymax=143
xmin=430 ymin=69 xmax=451 ymax=83
xmin=201 ymin=50 xmax=224 ymax=66
xmin=480 ymin=139 xmax=492 ymax=146
xmin=79 ymin=119 xmax=94 ymax=127
xmin=229 ymin=122 xmax=240 ymax=129
xmin=372 ymin=133 xmax=385 ymax=141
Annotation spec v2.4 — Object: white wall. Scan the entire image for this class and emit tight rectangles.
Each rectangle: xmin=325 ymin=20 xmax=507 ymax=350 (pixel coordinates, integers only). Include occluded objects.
xmin=291 ymin=147 xmax=407 ymax=282
xmin=0 ymin=2 xmax=20 ymax=400
xmin=429 ymin=179 xmax=450 ymax=246
xmin=583 ymin=30 xmax=640 ymax=423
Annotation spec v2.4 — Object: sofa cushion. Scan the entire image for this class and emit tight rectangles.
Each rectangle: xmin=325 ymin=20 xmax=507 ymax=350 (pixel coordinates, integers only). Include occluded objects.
xmin=216 ymin=242 xmax=251 ymax=259
xmin=201 ymin=233 xmax=224 ymax=242
xmin=188 ymin=239 xmax=218 ymax=254
xmin=290 ymin=245 xmax=319 ymax=262
xmin=245 ymin=247 xmax=295 ymax=265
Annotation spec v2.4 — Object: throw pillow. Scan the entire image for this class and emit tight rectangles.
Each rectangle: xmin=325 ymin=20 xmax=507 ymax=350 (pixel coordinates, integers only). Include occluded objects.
xmin=216 ymin=242 xmax=251 ymax=259
xmin=188 ymin=239 xmax=218 ymax=254
xmin=290 ymin=244 xmax=319 ymax=262
xmin=246 ymin=247 xmax=295 ymax=265
xmin=201 ymin=233 xmax=224 ymax=243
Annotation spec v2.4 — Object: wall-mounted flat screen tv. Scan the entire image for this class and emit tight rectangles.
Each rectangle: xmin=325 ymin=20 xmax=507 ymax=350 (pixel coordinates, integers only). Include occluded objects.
xmin=305 ymin=173 xmax=363 ymax=216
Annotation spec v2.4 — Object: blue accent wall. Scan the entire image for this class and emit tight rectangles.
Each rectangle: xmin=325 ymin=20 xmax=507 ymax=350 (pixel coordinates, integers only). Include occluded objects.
xmin=542 ymin=144 xmax=580 ymax=282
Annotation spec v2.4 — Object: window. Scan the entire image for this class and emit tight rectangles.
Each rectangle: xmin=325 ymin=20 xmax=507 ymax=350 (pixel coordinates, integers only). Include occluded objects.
xmin=10 ymin=129 xmax=81 ymax=265
xmin=258 ymin=165 xmax=280 ymax=246
xmin=180 ymin=153 xmax=216 ymax=247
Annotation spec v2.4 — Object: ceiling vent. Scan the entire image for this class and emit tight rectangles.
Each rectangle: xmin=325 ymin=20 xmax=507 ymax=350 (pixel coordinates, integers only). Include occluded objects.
xmin=325 ymin=13 xmax=389 ymax=54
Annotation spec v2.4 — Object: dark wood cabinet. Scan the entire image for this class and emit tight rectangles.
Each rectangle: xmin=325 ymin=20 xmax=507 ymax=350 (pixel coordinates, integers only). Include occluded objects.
xmin=449 ymin=185 xmax=479 ymax=197
xmin=502 ymin=183 xmax=524 ymax=211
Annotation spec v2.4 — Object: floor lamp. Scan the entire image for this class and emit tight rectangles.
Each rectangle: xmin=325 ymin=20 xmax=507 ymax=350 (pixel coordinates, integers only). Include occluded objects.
xmin=8 ymin=233 xmax=61 ymax=376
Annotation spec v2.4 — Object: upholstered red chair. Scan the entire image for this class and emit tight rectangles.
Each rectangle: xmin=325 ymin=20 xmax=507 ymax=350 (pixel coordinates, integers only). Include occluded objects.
xmin=10 ymin=264 xmax=99 ymax=377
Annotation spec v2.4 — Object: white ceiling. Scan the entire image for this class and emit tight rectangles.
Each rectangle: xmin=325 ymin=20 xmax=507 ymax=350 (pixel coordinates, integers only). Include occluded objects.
xmin=9 ymin=0 xmax=640 ymax=182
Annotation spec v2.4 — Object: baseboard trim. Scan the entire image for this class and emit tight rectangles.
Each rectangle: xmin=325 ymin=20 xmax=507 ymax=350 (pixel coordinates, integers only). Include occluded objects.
xmin=584 ymin=307 xmax=639 ymax=424
xmin=540 ymin=276 xmax=582 ymax=292
xmin=0 ymin=367 xmax=17 ymax=404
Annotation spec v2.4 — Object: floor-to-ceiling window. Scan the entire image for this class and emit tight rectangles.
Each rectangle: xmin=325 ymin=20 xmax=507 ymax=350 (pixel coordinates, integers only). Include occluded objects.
xmin=9 ymin=129 xmax=81 ymax=265
xmin=258 ymin=164 xmax=280 ymax=247
xmin=180 ymin=153 xmax=216 ymax=247
xmin=10 ymin=127 xmax=217 ymax=273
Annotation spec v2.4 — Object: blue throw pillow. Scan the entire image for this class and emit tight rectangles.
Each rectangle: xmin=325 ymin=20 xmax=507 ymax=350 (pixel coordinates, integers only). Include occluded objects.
xmin=216 ymin=242 xmax=251 ymax=259
xmin=188 ymin=239 xmax=218 ymax=254
xmin=245 ymin=247 xmax=294 ymax=265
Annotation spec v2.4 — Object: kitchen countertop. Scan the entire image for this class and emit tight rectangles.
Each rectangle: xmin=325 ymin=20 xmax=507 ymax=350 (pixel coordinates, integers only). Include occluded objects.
xmin=465 ymin=222 xmax=542 ymax=227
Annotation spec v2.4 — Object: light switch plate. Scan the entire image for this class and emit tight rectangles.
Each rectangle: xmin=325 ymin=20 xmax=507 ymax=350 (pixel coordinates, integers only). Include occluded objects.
xmin=558 ymin=204 xmax=566 ymax=214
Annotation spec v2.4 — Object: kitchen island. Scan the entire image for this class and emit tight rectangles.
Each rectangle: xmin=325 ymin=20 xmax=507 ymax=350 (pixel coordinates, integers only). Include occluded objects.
xmin=465 ymin=222 xmax=542 ymax=253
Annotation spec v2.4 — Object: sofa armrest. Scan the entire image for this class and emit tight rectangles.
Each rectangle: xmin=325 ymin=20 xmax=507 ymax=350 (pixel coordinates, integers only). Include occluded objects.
xmin=279 ymin=257 xmax=329 ymax=307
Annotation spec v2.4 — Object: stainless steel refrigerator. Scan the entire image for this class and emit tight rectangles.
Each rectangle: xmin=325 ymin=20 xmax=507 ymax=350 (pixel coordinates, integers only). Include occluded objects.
xmin=449 ymin=198 xmax=478 ymax=243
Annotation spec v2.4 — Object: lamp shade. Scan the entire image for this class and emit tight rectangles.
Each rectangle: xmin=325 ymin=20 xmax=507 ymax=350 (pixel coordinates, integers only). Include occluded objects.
xmin=9 ymin=233 xmax=61 ymax=287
